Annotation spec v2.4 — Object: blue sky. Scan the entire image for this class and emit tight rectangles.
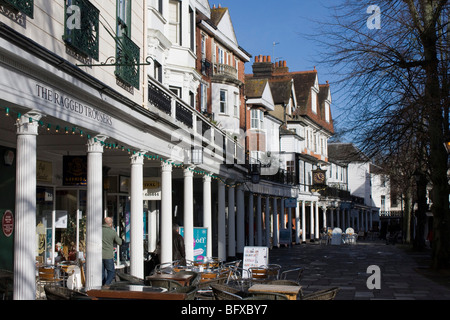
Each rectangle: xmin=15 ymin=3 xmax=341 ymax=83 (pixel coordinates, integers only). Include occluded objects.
xmin=212 ymin=0 xmax=347 ymax=123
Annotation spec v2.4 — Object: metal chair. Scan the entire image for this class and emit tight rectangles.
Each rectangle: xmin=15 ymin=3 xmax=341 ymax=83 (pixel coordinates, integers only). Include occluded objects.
xmin=248 ymin=267 xmax=268 ymax=283
xmin=280 ymin=267 xmax=304 ymax=283
xmin=145 ymin=279 xmax=182 ymax=291
xmin=36 ymin=266 xmax=63 ymax=299
xmin=211 ymin=284 xmax=244 ymax=300
xmin=116 ymin=272 xmax=145 ymax=285
xmin=245 ymin=292 xmax=289 ymax=300
xmin=44 ymin=285 xmax=89 ymax=300
xmin=301 ymin=287 xmax=340 ymax=300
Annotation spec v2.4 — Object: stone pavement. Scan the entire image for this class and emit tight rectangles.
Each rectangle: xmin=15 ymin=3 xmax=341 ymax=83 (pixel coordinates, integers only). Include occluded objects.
xmin=268 ymin=239 xmax=450 ymax=300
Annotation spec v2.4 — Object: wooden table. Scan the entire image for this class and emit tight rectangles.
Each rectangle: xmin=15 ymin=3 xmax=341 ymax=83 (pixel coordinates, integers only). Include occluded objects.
xmin=248 ymin=284 xmax=302 ymax=300
xmin=87 ymin=285 xmax=186 ymax=300
xmin=146 ymin=273 xmax=194 ymax=286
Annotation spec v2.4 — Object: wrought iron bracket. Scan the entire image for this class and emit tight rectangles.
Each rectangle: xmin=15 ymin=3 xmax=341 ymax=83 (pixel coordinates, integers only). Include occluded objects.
xmin=77 ymin=55 xmax=153 ymax=67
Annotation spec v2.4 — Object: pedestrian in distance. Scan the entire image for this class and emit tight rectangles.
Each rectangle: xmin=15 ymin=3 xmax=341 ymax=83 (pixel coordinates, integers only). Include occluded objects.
xmin=102 ymin=216 xmax=122 ymax=286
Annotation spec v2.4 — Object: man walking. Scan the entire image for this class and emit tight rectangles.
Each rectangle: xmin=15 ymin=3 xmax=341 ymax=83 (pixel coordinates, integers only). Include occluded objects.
xmin=102 ymin=217 xmax=122 ymax=286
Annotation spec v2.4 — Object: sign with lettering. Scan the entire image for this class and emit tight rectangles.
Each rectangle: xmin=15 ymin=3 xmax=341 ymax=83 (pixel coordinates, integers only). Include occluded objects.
xmin=179 ymin=227 xmax=208 ymax=262
xmin=143 ymin=178 xmax=161 ymax=200
xmin=242 ymin=246 xmax=269 ymax=277
xmin=2 ymin=210 xmax=14 ymax=237
xmin=63 ymin=156 xmax=87 ymax=186
xmin=35 ymin=83 xmax=113 ymax=126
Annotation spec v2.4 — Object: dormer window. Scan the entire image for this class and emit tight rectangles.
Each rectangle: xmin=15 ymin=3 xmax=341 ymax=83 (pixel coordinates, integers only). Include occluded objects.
xmin=311 ymin=89 xmax=317 ymax=114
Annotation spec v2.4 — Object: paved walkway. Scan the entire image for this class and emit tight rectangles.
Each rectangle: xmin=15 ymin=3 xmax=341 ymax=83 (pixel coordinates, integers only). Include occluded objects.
xmin=269 ymin=240 xmax=450 ymax=300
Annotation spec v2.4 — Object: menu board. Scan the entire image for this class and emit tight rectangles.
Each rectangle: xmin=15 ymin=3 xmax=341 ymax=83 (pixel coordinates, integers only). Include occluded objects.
xmin=242 ymin=246 xmax=269 ymax=278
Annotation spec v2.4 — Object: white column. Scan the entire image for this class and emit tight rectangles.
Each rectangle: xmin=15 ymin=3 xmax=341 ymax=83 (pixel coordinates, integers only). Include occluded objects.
xmin=301 ymin=201 xmax=306 ymax=243
xmin=256 ymin=194 xmax=262 ymax=246
xmin=265 ymin=196 xmax=271 ymax=247
xmin=160 ymin=161 xmax=173 ymax=264
xmin=218 ymin=180 xmax=226 ymax=260
xmin=227 ymin=185 xmax=236 ymax=258
xmin=272 ymin=197 xmax=279 ymax=247
xmin=14 ymin=112 xmax=41 ymax=300
xmin=85 ymin=135 xmax=106 ymax=290
xmin=203 ymin=175 xmax=212 ymax=257
xmin=295 ymin=201 xmax=300 ymax=244
xmin=130 ymin=153 xmax=145 ymax=278
xmin=236 ymin=185 xmax=245 ymax=255
xmin=310 ymin=202 xmax=315 ymax=240
xmin=323 ymin=206 xmax=327 ymax=230
xmin=315 ymin=201 xmax=319 ymax=240
xmin=183 ymin=167 xmax=194 ymax=262
xmin=248 ymin=193 xmax=254 ymax=246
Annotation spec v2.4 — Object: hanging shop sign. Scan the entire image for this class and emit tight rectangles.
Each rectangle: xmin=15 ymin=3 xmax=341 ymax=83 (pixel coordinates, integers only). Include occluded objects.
xmin=63 ymin=156 xmax=87 ymax=186
xmin=2 ymin=210 xmax=14 ymax=238
xmin=35 ymin=83 xmax=113 ymax=126
xmin=143 ymin=178 xmax=161 ymax=200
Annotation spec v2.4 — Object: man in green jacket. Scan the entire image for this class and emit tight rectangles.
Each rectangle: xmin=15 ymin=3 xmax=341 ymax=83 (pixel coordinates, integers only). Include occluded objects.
xmin=102 ymin=217 xmax=122 ymax=286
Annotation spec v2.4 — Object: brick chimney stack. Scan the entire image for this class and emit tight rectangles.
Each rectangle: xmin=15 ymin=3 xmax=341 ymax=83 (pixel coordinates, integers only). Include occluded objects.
xmin=252 ymin=55 xmax=274 ymax=78
xmin=274 ymin=60 xmax=289 ymax=74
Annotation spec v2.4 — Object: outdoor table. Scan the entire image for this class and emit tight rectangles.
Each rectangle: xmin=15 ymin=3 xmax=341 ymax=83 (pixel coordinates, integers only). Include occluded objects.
xmin=146 ymin=273 xmax=194 ymax=286
xmin=87 ymin=285 xmax=187 ymax=300
xmin=248 ymin=284 xmax=302 ymax=300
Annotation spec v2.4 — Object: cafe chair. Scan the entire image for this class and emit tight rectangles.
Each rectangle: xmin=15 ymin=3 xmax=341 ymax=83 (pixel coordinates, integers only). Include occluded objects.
xmin=266 ymin=279 xmax=301 ymax=286
xmin=244 ymin=292 xmax=289 ymax=300
xmin=195 ymin=276 xmax=227 ymax=300
xmin=145 ymin=279 xmax=182 ymax=291
xmin=0 ymin=269 xmax=13 ymax=300
xmin=176 ymin=270 xmax=201 ymax=286
xmin=280 ymin=267 xmax=304 ymax=283
xmin=44 ymin=285 xmax=89 ymax=300
xmin=171 ymin=285 xmax=198 ymax=300
xmin=211 ymin=284 xmax=244 ymax=300
xmin=300 ymin=287 xmax=340 ymax=300
xmin=116 ymin=272 xmax=145 ymax=285
xmin=248 ymin=267 xmax=268 ymax=283
xmin=36 ymin=266 xmax=63 ymax=299
xmin=265 ymin=264 xmax=282 ymax=280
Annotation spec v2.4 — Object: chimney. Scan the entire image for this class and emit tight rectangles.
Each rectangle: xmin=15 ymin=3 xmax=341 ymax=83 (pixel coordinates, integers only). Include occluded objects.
xmin=252 ymin=54 xmax=274 ymax=78
xmin=273 ymin=60 xmax=289 ymax=74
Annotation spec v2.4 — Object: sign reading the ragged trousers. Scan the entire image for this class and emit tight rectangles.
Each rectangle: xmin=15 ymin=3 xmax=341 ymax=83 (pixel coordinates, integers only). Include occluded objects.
xmin=35 ymin=83 xmax=113 ymax=126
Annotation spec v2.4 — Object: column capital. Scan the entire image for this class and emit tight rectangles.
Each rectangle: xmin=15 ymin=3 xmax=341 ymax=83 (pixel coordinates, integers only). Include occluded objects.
xmin=203 ymin=174 xmax=212 ymax=183
xmin=184 ymin=166 xmax=195 ymax=177
xmin=130 ymin=151 xmax=146 ymax=165
xmin=16 ymin=111 xmax=43 ymax=135
xmin=161 ymin=160 xmax=173 ymax=172
xmin=87 ymin=135 xmax=108 ymax=153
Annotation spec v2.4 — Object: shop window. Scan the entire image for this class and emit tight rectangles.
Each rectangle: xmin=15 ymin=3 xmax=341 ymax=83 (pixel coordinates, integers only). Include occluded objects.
xmin=63 ymin=0 xmax=100 ymax=60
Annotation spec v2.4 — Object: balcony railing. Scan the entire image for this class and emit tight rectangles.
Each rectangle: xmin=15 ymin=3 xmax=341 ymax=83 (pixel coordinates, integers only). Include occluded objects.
xmin=3 ymin=0 xmax=34 ymax=18
xmin=147 ymin=79 xmax=245 ymax=165
xmin=175 ymin=101 xmax=193 ymax=128
xmin=213 ymin=63 xmax=237 ymax=79
xmin=148 ymin=82 xmax=172 ymax=115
